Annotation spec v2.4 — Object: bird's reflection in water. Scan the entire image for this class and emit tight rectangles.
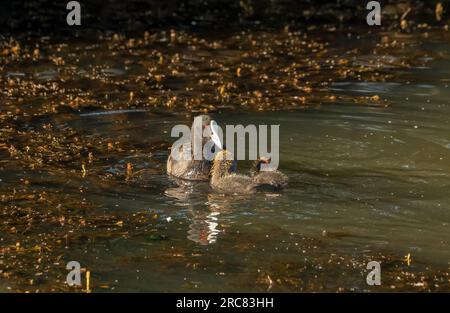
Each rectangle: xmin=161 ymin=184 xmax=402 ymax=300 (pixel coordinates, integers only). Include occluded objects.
xmin=163 ymin=178 xmax=198 ymax=206
xmin=164 ymin=179 xmax=239 ymax=245
xmin=187 ymin=211 xmax=220 ymax=245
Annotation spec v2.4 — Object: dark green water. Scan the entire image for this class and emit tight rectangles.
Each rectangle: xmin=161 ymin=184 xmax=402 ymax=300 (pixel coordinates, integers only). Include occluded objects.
xmin=1 ymin=27 xmax=450 ymax=292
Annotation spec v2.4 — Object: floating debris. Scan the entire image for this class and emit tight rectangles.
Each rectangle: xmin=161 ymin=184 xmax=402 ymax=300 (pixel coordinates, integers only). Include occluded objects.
xmin=85 ymin=270 xmax=91 ymax=293
xmin=81 ymin=164 xmax=87 ymax=178
xmin=436 ymin=3 xmax=444 ymax=22
xmin=126 ymin=163 xmax=133 ymax=179
xmin=405 ymin=253 xmax=412 ymax=266
xmin=1 ymin=2 xmax=450 ymax=293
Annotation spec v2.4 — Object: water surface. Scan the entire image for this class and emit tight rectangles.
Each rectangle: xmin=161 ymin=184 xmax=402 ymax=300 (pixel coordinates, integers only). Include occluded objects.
xmin=1 ymin=27 xmax=450 ymax=292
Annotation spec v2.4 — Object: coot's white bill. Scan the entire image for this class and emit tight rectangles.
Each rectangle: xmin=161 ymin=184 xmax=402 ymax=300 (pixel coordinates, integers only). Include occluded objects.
xmin=210 ymin=120 xmax=223 ymax=149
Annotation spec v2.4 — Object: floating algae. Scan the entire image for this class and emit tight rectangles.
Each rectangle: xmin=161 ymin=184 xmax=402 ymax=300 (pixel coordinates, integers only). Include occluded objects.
xmin=1 ymin=1 xmax=450 ymax=292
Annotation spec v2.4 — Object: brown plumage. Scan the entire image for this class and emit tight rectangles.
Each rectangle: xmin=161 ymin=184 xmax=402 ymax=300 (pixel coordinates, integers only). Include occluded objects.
xmin=210 ymin=150 xmax=254 ymax=194
xmin=250 ymin=157 xmax=288 ymax=190
xmin=210 ymin=152 xmax=288 ymax=194
xmin=166 ymin=114 xmax=212 ymax=181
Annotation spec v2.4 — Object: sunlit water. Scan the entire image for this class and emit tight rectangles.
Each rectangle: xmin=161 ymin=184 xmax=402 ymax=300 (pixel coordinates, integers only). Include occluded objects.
xmin=57 ymin=75 xmax=450 ymax=291
xmin=1 ymin=29 xmax=450 ymax=292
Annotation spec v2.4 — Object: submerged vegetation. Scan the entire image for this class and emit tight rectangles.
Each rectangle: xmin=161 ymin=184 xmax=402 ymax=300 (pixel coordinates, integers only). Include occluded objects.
xmin=1 ymin=0 xmax=450 ymax=292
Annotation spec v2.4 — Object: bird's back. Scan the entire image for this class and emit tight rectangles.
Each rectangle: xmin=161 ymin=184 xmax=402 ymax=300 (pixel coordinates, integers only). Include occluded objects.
xmin=252 ymin=170 xmax=288 ymax=190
